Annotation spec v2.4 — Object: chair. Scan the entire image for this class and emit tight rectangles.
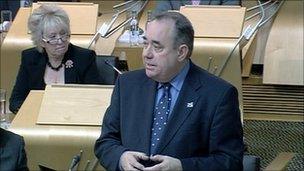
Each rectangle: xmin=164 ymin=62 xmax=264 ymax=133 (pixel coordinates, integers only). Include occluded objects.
xmin=243 ymin=155 xmax=260 ymax=171
xmin=96 ymin=55 xmax=119 ymax=85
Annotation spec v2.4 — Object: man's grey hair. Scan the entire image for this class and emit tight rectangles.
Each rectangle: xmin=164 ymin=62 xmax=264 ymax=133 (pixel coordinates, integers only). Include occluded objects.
xmin=151 ymin=12 xmax=194 ymax=57
xmin=28 ymin=4 xmax=70 ymax=53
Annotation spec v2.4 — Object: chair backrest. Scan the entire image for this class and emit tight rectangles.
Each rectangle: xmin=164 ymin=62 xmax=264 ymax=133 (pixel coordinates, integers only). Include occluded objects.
xmin=243 ymin=155 xmax=260 ymax=171
xmin=96 ymin=55 xmax=119 ymax=85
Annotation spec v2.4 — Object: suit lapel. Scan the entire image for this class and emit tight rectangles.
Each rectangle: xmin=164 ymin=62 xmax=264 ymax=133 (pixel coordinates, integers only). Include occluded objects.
xmin=156 ymin=64 xmax=202 ymax=154
xmin=64 ymin=62 xmax=77 ymax=83
xmin=63 ymin=44 xmax=78 ymax=83
xmin=29 ymin=53 xmax=46 ymax=87
xmin=136 ymin=78 xmax=157 ymax=154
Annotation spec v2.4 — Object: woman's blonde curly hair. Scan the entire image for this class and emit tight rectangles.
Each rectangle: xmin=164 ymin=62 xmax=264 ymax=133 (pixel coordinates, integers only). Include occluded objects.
xmin=28 ymin=4 xmax=70 ymax=53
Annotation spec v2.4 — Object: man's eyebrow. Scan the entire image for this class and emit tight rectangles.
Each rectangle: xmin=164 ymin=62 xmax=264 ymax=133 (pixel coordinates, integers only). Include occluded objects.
xmin=142 ymin=36 xmax=162 ymax=46
xmin=152 ymin=40 xmax=161 ymax=46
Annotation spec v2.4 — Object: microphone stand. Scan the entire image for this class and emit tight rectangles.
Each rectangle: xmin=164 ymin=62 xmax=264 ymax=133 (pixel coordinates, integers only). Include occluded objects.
xmin=87 ymin=0 xmax=148 ymax=49
xmin=105 ymin=60 xmax=123 ymax=75
xmin=216 ymin=0 xmax=266 ymax=77
xmin=68 ymin=150 xmax=83 ymax=171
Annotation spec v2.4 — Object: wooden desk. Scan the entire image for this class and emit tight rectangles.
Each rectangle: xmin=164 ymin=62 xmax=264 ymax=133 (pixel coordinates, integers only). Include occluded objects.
xmin=0 ymin=32 xmax=7 ymax=45
xmin=263 ymin=1 xmax=303 ymax=85
xmin=0 ymin=7 xmax=94 ymax=103
xmin=9 ymin=91 xmax=104 ymax=170
xmin=0 ymin=6 xmax=126 ymax=104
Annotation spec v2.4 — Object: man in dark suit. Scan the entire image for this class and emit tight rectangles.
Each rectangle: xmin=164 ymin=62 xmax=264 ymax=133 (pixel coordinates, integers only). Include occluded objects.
xmin=0 ymin=128 xmax=29 ymax=171
xmin=154 ymin=0 xmax=241 ymax=13
xmin=94 ymin=11 xmax=243 ymax=170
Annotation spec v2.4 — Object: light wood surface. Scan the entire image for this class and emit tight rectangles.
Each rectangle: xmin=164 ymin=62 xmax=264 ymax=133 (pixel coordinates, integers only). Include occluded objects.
xmin=32 ymin=2 xmax=98 ymax=34
xmin=265 ymin=152 xmax=295 ymax=171
xmin=0 ymin=1 xmax=128 ymax=105
xmin=180 ymin=5 xmax=246 ymax=38
xmin=241 ymin=2 xmax=260 ymax=77
xmin=241 ymin=33 xmax=257 ymax=77
xmin=263 ymin=1 xmax=304 ymax=85
xmin=37 ymin=84 xmax=113 ymax=126
xmin=0 ymin=7 xmax=95 ymax=104
xmin=9 ymin=90 xmax=105 ymax=170
xmin=191 ymin=38 xmax=243 ymax=109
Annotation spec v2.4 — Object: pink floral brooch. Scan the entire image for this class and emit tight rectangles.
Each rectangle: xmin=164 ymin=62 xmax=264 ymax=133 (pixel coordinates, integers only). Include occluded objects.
xmin=65 ymin=60 xmax=74 ymax=69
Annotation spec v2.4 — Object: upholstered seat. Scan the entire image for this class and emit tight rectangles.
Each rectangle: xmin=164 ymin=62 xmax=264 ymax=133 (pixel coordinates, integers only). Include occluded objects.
xmin=243 ymin=155 xmax=260 ymax=171
xmin=96 ymin=55 xmax=119 ymax=85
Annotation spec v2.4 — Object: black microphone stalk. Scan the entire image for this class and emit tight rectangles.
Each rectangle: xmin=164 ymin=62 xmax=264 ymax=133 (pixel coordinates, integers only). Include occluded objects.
xmin=105 ymin=60 xmax=123 ymax=74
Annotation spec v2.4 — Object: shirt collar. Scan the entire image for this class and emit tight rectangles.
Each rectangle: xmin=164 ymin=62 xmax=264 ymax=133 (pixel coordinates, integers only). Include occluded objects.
xmin=157 ymin=60 xmax=190 ymax=91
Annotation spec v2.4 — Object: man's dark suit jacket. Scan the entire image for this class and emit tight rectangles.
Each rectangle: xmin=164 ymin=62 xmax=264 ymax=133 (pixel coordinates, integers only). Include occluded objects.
xmin=154 ymin=0 xmax=241 ymax=13
xmin=94 ymin=62 xmax=244 ymax=170
xmin=9 ymin=43 xmax=101 ymax=113
xmin=0 ymin=128 xmax=28 ymax=171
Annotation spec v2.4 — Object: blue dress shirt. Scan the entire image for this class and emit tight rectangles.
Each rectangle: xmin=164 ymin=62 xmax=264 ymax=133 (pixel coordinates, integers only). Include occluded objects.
xmin=154 ymin=60 xmax=190 ymax=117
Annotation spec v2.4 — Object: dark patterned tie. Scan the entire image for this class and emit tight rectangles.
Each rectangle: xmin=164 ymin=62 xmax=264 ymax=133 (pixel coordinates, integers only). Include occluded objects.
xmin=150 ymin=83 xmax=171 ymax=155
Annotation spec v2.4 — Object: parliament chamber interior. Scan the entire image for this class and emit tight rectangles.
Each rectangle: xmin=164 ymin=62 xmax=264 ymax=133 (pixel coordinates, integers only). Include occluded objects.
xmin=0 ymin=0 xmax=303 ymax=171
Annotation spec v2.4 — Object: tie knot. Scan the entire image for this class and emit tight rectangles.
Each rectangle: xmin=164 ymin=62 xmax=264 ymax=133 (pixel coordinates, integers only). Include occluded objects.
xmin=161 ymin=83 xmax=171 ymax=98
xmin=162 ymin=83 xmax=171 ymax=90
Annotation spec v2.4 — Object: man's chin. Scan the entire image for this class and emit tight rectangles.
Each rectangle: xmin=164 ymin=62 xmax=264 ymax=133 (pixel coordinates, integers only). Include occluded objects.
xmin=145 ymin=70 xmax=154 ymax=79
xmin=145 ymin=70 xmax=166 ymax=82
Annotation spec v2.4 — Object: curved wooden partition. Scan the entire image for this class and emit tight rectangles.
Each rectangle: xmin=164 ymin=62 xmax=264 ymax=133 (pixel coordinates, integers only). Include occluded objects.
xmin=0 ymin=3 xmax=98 ymax=104
xmin=9 ymin=90 xmax=106 ymax=170
xmin=191 ymin=38 xmax=243 ymax=109
xmin=263 ymin=1 xmax=303 ymax=85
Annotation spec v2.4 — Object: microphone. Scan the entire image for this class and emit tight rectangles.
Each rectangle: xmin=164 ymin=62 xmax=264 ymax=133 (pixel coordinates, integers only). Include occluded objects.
xmin=68 ymin=150 xmax=82 ymax=171
xmin=68 ymin=155 xmax=80 ymax=171
xmin=105 ymin=60 xmax=123 ymax=75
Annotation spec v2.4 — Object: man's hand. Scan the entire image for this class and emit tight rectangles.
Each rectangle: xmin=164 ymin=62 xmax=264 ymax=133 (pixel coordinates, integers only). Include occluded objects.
xmin=143 ymin=155 xmax=182 ymax=171
xmin=119 ymin=151 xmax=149 ymax=171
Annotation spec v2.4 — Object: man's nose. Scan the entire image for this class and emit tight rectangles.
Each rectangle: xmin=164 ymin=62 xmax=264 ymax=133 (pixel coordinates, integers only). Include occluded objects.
xmin=143 ymin=46 xmax=153 ymax=58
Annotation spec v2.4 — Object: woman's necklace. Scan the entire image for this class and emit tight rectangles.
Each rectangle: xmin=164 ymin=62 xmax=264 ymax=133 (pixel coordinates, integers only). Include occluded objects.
xmin=47 ymin=61 xmax=63 ymax=71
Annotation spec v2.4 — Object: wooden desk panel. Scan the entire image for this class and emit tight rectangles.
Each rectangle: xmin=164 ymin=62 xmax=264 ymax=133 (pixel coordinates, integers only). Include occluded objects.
xmin=0 ymin=8 xmax=94 ymax=105
xmin=263 ymin=1 xmax=304 ymax=85
xmin=9 ymin=90 xmax=104 ymax=170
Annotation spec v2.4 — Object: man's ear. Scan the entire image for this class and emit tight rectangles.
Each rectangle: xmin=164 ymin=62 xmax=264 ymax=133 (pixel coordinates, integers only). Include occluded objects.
xmin=177 ymin=44 xmax=189 ymax=62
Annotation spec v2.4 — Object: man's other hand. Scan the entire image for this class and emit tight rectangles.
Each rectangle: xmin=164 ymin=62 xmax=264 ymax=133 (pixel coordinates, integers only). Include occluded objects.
xmin=143 ymin=155 xmax=182 ymax=171
xmin=119 ymin=151 xmax=149 ymax=171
